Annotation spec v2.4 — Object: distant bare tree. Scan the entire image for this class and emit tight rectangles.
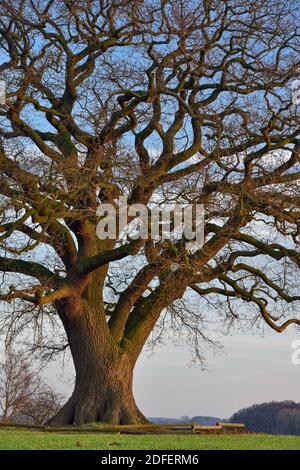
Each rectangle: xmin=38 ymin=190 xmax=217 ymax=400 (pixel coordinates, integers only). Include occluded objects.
xmin=17 ymin=385 xmax=62 ymax=425
xmin=0 ymin=347 xmax=62 ymax=424
xmin=0 ymin=348 xmax=33 ymax=422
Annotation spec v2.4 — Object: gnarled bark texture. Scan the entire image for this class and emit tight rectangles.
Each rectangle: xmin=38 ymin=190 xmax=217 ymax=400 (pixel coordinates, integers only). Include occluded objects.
xmin=50 ymin=347 xmax=146 ymax=425
xmin=49 ymin=285 xmax=150 ymax=425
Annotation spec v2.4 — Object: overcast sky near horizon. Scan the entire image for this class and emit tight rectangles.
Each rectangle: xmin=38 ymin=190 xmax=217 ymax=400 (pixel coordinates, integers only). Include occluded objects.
xmin=47 ymin=327 xmax=300 ymax=420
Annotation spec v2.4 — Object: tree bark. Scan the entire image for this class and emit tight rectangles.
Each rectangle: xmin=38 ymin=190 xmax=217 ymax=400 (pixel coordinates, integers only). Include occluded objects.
xmin=49 ymin=355 xmax=146 ymax=425
xmin=49 ymin=295 xmax=148 ymax=425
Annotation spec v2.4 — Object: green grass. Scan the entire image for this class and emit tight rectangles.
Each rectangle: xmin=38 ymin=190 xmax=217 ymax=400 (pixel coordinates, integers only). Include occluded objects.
xmin=0 ymin=429 xmax=300 ymax=450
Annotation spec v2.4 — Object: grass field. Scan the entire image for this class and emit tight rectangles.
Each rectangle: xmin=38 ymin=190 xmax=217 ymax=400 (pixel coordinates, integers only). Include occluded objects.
xmin=0 ymin=429 xmax=300 ymax=450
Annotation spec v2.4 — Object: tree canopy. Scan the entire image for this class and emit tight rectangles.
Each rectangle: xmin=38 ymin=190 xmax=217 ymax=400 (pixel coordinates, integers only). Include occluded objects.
xmin=0 ymin=0 xmax=299 ymax=424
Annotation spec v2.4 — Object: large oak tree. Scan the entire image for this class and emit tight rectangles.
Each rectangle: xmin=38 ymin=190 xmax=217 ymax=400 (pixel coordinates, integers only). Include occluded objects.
xmin=0 ymin=0 xmax=299 ymax=424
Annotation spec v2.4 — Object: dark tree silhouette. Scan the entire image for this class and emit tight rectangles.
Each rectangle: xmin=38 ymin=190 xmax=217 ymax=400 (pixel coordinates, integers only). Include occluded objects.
xmin=231 ymin=401 xmax=300 ymax=435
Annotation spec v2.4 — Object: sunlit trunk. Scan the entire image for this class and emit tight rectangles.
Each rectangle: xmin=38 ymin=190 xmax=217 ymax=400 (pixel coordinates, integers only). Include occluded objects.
xmin=49 ymin=295 xmax=147 ymax=425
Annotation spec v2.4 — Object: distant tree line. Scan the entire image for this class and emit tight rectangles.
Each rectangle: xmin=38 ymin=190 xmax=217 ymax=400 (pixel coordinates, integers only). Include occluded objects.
xmin=231 ymin=401 xmax=300 ymax=435
xmin=150 ymin=416 xmax=221 ymax=426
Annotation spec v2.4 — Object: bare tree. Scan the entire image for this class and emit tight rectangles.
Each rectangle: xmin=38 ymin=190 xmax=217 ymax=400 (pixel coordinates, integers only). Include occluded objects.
xmin=0 ymin=348 xmax=33 ymax=422
xmin=17 ymin=386 xmax=62 ymax=425
xmin=0 ymin=347 xmax=61 ymax=424
xmin=0 ymin=0 xmax=299 ymax=425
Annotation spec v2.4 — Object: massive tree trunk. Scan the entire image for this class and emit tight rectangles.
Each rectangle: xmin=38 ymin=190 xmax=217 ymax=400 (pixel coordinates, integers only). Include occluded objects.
xmin=50 ymin=353 xmax=146 ymax=425
xmin=49 ymin=293 xmax=148 ymax=426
